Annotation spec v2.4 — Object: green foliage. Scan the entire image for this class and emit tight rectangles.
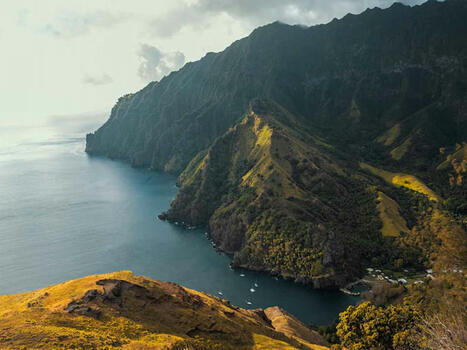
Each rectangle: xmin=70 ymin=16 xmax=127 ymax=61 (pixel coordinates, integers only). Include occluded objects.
xmin=336 ymin=302 xmax=420 ymax=350
xmin=240 ymin=211 xmax=327 ymax=279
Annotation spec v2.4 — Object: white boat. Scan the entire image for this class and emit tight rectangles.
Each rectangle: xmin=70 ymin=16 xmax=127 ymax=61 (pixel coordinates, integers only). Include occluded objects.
xmin=246 ymin=301 xmax=252 ymax=305
xmin=250 ymin=288 xmax=255 ymax=293
xmin=240 ymin=274 xmax=245 ymax=277
xmin=254 ymin=283 xmax=258 ymax=287
xmin=217 ymin=291 xmax=223 ymax=296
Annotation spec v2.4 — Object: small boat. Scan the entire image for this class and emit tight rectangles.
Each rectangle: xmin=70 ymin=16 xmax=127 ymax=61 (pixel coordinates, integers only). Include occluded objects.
xmin=240 ymin=274 xmax=245 ymax=277
xmin=246 ymin=301 xmax=252 ymax=305
xmin=254 ymin=283 xmax=258 ymax=287
xmin=217 ymin=291 xmax=223 ymax=296
xmin=250 ymin=288 xmax=255 ymax=293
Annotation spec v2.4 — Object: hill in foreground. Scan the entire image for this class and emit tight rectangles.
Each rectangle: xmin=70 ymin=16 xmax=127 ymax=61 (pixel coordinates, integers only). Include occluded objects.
xmin=0 ymin=271 xmax=329 ymax=350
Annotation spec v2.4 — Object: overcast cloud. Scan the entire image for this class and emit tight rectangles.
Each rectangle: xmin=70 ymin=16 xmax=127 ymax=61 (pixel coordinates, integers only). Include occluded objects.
xmin=148 ymin=0 xmax=426 ymax=37
xmin=0 ymin=0 xmax=428 ymax=128
xmin=138 ymin=44 xmax=186 ymax=82
xmin=82 ymin=74 xmax=114 ymax=86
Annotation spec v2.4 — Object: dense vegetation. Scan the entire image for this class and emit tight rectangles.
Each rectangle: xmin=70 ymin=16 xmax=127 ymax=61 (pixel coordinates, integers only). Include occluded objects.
xmin=320 ymin=203 xmax=467 ymax=349
xmin=161 ymin=99 xmax=387 ymax=286
xmin=88 ymin=0 xmax=466 ymax=289
xmin=86 ymin=1 xmax=467 ymax=347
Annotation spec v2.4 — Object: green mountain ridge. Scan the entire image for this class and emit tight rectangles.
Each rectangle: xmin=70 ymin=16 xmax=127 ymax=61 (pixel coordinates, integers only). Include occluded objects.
xmin=160 ymin=99 xmax=380 ymax=287
xmin=86 ymin=0 xmax=467 ymax=288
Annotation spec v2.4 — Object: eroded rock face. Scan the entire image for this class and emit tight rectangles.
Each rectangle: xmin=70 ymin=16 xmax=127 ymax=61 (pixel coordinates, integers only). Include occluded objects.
xmin=64 ymin=279 xmax=155 ymax=317
xmin=65 ymin=289 xmax=102 ymax=318
xmin=64 ymin=278 xmax=207 ymax=320
xmin=65 ymin=303 xmax=102 ymax=318
xmin=96 ymin=279 xmax=154 ymax=306
xmin=157 ymin=281 xmax=204 ymax=309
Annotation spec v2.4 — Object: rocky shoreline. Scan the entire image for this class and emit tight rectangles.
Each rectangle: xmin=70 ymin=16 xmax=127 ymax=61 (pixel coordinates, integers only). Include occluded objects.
xmin=159 ymin=214 xmax=356 ymax=291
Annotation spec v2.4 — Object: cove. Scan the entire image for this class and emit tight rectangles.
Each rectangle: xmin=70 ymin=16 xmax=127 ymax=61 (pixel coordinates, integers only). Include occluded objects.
xmin=0 ymin=128 xmax=359 ymax=325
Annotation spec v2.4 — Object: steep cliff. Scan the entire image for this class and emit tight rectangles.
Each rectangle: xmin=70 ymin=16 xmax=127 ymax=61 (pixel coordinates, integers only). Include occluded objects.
xmin=87 ymin=0 xmax=467 ymax=287
xmin=87 ymin=0 xmax=467 ymax=174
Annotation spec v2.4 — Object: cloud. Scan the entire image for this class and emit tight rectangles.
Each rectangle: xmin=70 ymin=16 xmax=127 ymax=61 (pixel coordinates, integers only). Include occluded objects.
xmin=82 ymin=74 xmax=114 ymax=86
xmin=148 ymin=0 xmax=427 ymax=37
xmin=137 ymin=44 xmax=186 ymax=82
xmin=42 ymin=10 xmax=130 ymax=38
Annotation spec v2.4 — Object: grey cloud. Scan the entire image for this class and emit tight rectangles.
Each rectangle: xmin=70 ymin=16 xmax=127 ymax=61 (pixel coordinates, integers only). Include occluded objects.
xmin=42 ymin=10 xmax=130 ymax=38
xmin=149 ymin=0 xmax=427 ymax=37
xmin=82 ymin=74 xmax=114 ymax=86
xmin=137 ymin=44 xmax=185 ymax=82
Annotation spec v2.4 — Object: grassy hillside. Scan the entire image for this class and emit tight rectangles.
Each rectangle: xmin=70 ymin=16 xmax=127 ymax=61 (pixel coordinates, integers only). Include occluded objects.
xmin=0 ymin=271 xmax=329 ymax=350
xmin=161 ymin=99 xmax=386 ymax=287
xmin=359 ymin=162 xmax=439 ymax=201
xmin=376 ymin=191 xmax=409 ymax=237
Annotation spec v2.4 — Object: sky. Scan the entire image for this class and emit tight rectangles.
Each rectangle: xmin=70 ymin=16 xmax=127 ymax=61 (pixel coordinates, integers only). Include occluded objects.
xmin=0 ymin=0 xmax=427 ymax=129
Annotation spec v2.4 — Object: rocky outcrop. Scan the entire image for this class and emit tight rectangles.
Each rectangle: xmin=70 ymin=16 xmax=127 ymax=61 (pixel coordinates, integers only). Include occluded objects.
xmin=0 ymin=271 xmax=329 ymax=349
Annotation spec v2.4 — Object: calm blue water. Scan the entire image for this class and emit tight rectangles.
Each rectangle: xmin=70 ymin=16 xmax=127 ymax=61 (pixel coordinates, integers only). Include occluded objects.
xmin=0 ymin=125 xmax=358 ymax=325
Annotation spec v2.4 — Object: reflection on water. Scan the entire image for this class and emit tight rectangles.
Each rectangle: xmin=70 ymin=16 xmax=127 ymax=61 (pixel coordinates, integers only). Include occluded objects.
xmin=0 ymin=126 xmax=359 ymax=325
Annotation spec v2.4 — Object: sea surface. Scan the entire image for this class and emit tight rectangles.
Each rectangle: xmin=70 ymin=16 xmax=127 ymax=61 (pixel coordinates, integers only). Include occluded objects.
xmin=0 ymin=123 xmax=359 ymax=325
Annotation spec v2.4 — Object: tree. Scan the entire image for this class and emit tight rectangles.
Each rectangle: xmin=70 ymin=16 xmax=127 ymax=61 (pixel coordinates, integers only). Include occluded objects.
xmin=336 ymin=302 xmax=420 ymax=350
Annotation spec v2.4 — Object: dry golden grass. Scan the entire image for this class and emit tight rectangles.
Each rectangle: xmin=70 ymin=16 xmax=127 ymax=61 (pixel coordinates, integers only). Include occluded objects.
xmin=252 ymin=334 xmax=301 ymax=350
xmin=239 ymin=111 xmax=345 ymax=202
xmin=390 ymin=137 xmax=412 ymax=160
xmin=437 ymin=143 xmax=467 ymax=170
xmin=264 ymin=307 xmax=330 ymax=350
xmin=0 ymin=271 xmax=327 ymax=350
xmin=376 ymin=192 xmax=409 ymax=237
xmin=377 ymin=124 xmax=401 ymax=146
xmin=359 ymin=162 xmax=439 ymax=201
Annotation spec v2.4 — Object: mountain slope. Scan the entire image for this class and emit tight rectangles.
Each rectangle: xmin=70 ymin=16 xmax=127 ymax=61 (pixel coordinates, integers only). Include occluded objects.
xmin=0 ymin=271 xmax=329 ymax=350
xmin=161 ymin=99 xmax=381 ymax=287
xmin=86 ymin=0 xmax=467 ymax=174
xmin=86 ymin=0 xmax=467 ymax=288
